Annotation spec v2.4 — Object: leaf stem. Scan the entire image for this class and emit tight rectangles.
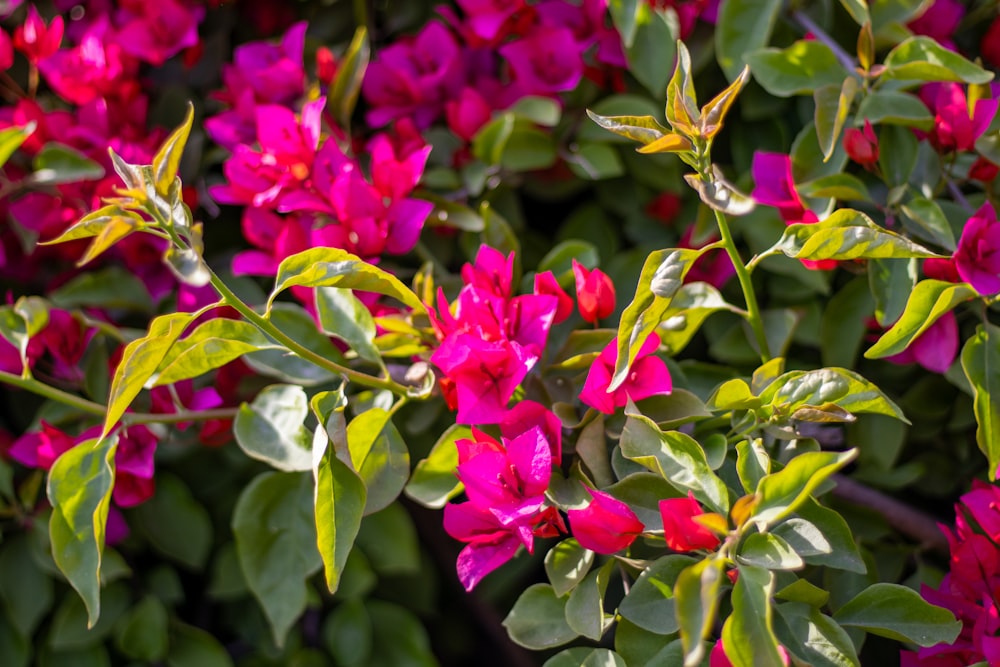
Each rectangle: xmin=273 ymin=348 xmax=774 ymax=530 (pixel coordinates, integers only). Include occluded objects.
xmin=712 ymin=208 xmax=772 ymax=362
xmin=0 ymin=370 xmax=107 ymax=417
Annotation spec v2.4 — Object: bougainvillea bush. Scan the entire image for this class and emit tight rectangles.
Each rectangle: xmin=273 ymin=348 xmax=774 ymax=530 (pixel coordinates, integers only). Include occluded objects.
xmin=2 ymin=0 xmax=1000 ymax=664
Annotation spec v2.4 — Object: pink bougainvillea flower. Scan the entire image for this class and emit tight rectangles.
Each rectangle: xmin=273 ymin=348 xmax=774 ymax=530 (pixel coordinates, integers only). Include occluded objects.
xmin=443 ymin=500 xmax=528 ymax=591
xmin=919 ymin=83 xmax=998 ymax=153
xmin=39 ymin=17 xmax=136 ymax=105
xmin=924 ymin=257 xmax=961 ymax=283
xmin=499 ymin=399 xmax=563 ymax=465
xmin=114 ymin=0 xmax=204 ymax=65
xmin=843 ymin=120 xmax=879 ymax=166
xmin=35 ymin=309 xmax=96 ymax=383
xmin=228 ymin=20 xmax=307 ymax=106
xmin=533 ymin=270 xmax=573 ymax=323
xmin=462 ymin=245 xmax=516 ymax=299
xmin=659 ymin=492 xmax=721 ymax=553
xmin=752 ymin=151 xmax=837 ymax=271
xmin=445 ymin=87 xmax=493 ymax=142
xmin=8 ymin=421 xmax=76 ymax=469
xmin=907 ymin=0 xmax=964 ymax=49
xmin=580 ymin=333 xmax=671 ymax=414
xmin=368 ymin=130 xmax=432 ymax=201
xmin=886 ymin=311 xmax=959 ymax=374
xmin=679 ymin=227 xmax=736 ymax=289
xmin=572 ymin=259 xmax=615 ymax=324
xmin=499 ymin=26 xmax=583 ymax=95
xmin=13 ymin=5 xmax=63 ymax=64
xmin=432 ymin=334 xmax=533 ymax=424
xmin=568 ymin=488 xmax=644 ymax=554
xmin=362 ymin=21 xmax=465 ymax=129
xmin=904 ymin=482 xmax=1000 ymax=665
xmin=112 ymin=424 xmax=158 ymax=507
xmin=456 ymin=0 xmax=527 ymax=42
xmin=0 ymin=28 xmax=12 ymax=71
xmin=955 ymin=202 xmax=1000 ymax=295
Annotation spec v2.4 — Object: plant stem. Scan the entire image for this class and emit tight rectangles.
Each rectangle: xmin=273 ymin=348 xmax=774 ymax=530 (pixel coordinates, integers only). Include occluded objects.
xmin=204 ymin=268 xmax=408 ymax=395
xmin=713 ymin=208 xmax=772 ymax=362
xmin=0 ymin=370 xmax=239 ymax=426
xmin=0 ymin=370 xmax=107 ymax=417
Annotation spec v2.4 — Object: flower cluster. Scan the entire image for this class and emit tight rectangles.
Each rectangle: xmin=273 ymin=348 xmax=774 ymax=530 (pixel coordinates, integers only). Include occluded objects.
xmin=904 ymin=482 xmax=1000 ymax=666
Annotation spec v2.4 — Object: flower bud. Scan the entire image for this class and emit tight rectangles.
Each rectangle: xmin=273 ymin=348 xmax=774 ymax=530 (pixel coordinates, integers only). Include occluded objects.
xmin=572 ymin=259 xmax=615 ymax=323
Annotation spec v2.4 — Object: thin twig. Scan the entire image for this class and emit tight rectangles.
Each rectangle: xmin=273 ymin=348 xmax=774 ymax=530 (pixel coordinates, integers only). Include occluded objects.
xmin=830 ymin=473 xmax=949 ymax=555
xmin=792 ymin=11 xmax=856 ymax=74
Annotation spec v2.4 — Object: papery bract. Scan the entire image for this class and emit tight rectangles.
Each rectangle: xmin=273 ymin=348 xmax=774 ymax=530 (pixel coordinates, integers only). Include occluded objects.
xmin=843 ymin=120 xmax=879 ymax=166
xmin=567 ymin=488 xmax=644 ymax=554
xmin=572 ymin=259 xmax=615 ymax=323
xmin=886 ymin=311 xmax=958 ymax=374
xmin=580 ymin=333 xmax=671 ymax=414
xmin=445 ymin=87 xmax=493 ymax=142
xmin=955 ymin=202 xmax=1000 ymax=295
xmin=499 ymin=26 xmax=583 ymax=95
xmin=444 ymin=500 xmax=527 ymax=592
xmin=13 ymin=5 xmax=63 ymax=64
xmin=907 ymin=0 xmax=964 ymax=49
xmin=659 ymin=492 xmax=721 ymax=552
xmin=533 ymin=270 xmax=573 ymax=323
xmin=919 ymin=83 xmax=998 ymax=154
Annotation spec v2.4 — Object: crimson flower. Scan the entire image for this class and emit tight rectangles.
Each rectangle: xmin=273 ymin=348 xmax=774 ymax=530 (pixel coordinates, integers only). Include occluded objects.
xmin=955 ymin=202 xmax=1000 ymax=295
xmin=579 ymin=333 xmax=672 ymax=414
xmin=572 ymin=259 xmax=615 ymax=324
xmin=659 ymin=492 xmax=721 ymax=553
xmin=843 ymin=120 xmax=879 ymax=166
xmin=568 ymin=489 xmax=644 ymax=554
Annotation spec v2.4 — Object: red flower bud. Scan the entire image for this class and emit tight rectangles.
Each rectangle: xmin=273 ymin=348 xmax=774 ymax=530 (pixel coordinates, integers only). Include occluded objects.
xmin=843 ymin=120 xmax=879 ymax=166
xmin=572 ymin=259 xmax=615 ymax=324
xmin=982 ymin=16 xmax=1000 ymax=69
xmin=316 ymin=46 xmax=337 ymax=86
xmin=659 ymin=492 xmax=721 ymax=552
xmin=13 ymin=6 xmax=63 ymax=64
xmin=969 ymin=157 xmax=1000 ymax=183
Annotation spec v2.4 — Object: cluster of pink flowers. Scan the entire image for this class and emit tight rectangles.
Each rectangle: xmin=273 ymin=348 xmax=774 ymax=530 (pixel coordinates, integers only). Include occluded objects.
xmin=207 ymin=23 xmax=434 ymax=295
xmin=443 ymin=399 xmax=645 ymax=591
xmin=903 ymin=481 xmax=1000 ymax=665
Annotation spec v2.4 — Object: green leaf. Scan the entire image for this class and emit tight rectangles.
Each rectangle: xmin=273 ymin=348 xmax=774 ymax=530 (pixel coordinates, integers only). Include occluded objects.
xmin=798 ymin=173 xmax=871 ymax=202
xmin=878 ymin=124 xmax=919 ymax=188
xmin=472 ymin=113 xmax=515 ymax=165
xmin=716 ymin=0 xmax=783 ymax=81
xmin=151 ymin=103 xmax=194 ymax=197
xmin=329 ymin=27 xmax=370 ymax=131
xmin=503 ymin=584 xmax=578 ymax=650
xmin=76 ymin=215 xmax=144 ymax=267
xmin=50 ymin=266 xmax=152 ymax=312
xmin=565 ymin=561 xmax=613 ymax=640
xmin=0 ymin=123 xmax=35 ymax=168
xmin=606 ymin=472 xmax=681 ymax=531
xmin=883 ymin=36 xmax=994 ymax=84
xmin=707 ymin=378 xmax=762 ymax=411
xmin=316 ymin=287 xmax=382 ymax=366
xmin=611 ymin=247 xmax=705 ymax=391
xmin=346 ymin=408 xmax=410 ymax=515
xmin=775 ymin=579 xmax=830 ymax=607
xmin=404 ymin=424 xmax=469 ymax=509
xmin=46 ymin=435 xmax=118 ymax=628
xmin=545 ymin=539 xmax=595 ymax=597
xmin=659 ymin=282 xmax=740 ymax=355
xmin=834 ymin=583 xmax=961 ymax=646
xmin=721 ymin=565 xmax=784 ymax=667
xmin=268 ymin=247 xmax=425 ymax=314
xmin=620 ymin=412 xmax=729 ymax=513
xmin=232 ymin=472 xmax=322 ymax=648
xmin=502 ymin=125 xmax=557 ymax=171
xmin=675 ymin=557 xmax=725 ymax=667
xmin=355 ymin=503 xmax=420 ymax=576
xmin=738 ymin=533 xmax=804 ymax=570
xmin=901 ymin=197 xmax=956 ymax=251
xmin=510 ymin=96 xmax=562 ymax=126
xmin=584 ymin=110 xmax=669 ymax=145
xmin=752 ymin=450 xmax=857 ymax=528
xmin=621 ymin=4 xmax=676 ymax=98
xmin=163 ymin=243 xmax=210 ymax=287
xmin=618 ymin=555 xmax=694 ymax=635
xmin=366 ymin=600 xmax=439 ymax=667
xmin=29 ymin=142 xmax=104 ymax=185
xmin=133 ymin=474 xmax=212 ymax=569
xmin=856 ymin=90 xmax=933 ymax=129
xmin=837 ymin=0 xmax=869 ymax=24
xmin=152 ymin=318 xmax=274 ymax=387
xmin=166 ymin=622 xmax=235 ymax=667
xmin=683 ymin=169 xmax=756 ymax=216
xmin=47 ymin=582 xmax=129 ymax=649
xmin=113 ymin=596 xmax=169 ymax=662
xmin=864 ymin=280 xmax=977 ymax=359
xmin=322 ymin=599 xmax=372 ymax=667
xmin=769 ymin=208 xmax=941 ymax=261
xmin=234 ymin=384 xmax=313 ymax=472
xmin=747 ymin=42 xmax=851 ymax=97
xmin=961 ymin=324 xmax=1000 ymax=479
xmin=39 ymin=205 xmax=144 ymax=246
xmin=762 ymin=367 xmax=908 ymax=421
xmin=566 ymin=142 xmax=625 ymax=180
xmin=103 ymin=312 xmax=194 ymax=437
xmin=815 ymin=79 xmax=859 ymax=161
xmin=245 ymin=302 xmax=345 ymax=385
xmin=787 ymin=500 xmax=866 ymax=573
xmin=310 ymin=386 xmax=365 ymax=593
xmin=868 ymin=258 xmax=918 ymax=327
xmin=736 ymin=440 xmax=770 ymax=493
xmin=0 ymin=535 xmax=53 ymax=637
xmin=544 ymin=648 xmax=627 ymax=667
xmin=0 ymin=617 xmax=28 ymax=667
xmin=821 ymin=277 xmax=875 ymax=367
xmin=774 ymin=603 xmax=860 ymax=667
